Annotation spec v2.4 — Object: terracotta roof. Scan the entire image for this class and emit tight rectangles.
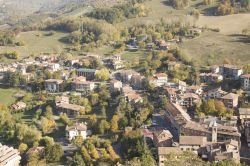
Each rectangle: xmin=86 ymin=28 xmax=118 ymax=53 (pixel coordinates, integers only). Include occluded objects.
xmin=179 ymin=136 xmax=206 ymax=146
xmin=165 ymin=102 xmax=191 ymax=122
xmin=220 ymin=64 xmax=241 ymax=70
xmin=165 ymin=87 xmax=177 ymax=95
xmin=154 ymin=73 xmax=168 ymax=78
xmin=182 ymin=93 xmax=199 ymax=99
xmin=66 ymin=123 xmax=87 ymax=131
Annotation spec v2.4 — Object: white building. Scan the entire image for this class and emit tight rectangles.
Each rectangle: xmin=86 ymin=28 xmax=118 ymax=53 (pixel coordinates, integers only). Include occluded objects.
xmin=0 ymin=143 xmax=21 ymax=166
xmin=148 ymin=73 xmax=168 ymax=87
xmin=45 ymin=79 xmax=63 ymax=93
xmin=66 ymin=123 xmax=87 ymax=141
xmin=241 ymin=74 xmax=250 ymax=91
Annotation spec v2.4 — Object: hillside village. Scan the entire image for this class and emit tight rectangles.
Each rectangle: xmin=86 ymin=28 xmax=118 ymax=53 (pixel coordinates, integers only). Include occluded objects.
xmin=0 ymin=0 xmax=250 ymax=165
xmin=0 ymin=47 xmax=250 ymax=165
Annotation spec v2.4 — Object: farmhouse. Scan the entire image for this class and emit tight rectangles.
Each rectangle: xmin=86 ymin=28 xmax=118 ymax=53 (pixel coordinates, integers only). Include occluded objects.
xmin=66 ymin=123 xmax=87 ymax=141
xmin=45 ymin=79 xmax=63 ymax=93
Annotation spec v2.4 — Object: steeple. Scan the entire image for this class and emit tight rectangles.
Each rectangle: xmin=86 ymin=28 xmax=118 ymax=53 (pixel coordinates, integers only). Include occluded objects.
xmin=212 ymin=120 xmax=217 ymax=143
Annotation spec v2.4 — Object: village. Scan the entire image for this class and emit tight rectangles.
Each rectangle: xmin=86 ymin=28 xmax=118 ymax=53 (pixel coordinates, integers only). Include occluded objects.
xmin=0 ymin=46 xmax=250 ymax=166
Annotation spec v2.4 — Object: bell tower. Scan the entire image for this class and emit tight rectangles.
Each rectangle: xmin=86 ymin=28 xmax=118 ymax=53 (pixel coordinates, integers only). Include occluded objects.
xmin=212 ymin=121 xmax=217 ymax=143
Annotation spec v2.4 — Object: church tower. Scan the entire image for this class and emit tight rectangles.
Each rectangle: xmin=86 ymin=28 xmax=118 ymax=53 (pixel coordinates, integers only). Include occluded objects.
xmin=212 ymin=121 xmax=217 ymax=143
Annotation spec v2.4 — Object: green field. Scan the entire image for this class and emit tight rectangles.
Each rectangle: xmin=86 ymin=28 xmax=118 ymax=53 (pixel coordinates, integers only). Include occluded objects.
xmin=0 ymin=31 xmax=68 ymax=58
xmin=0 ymin=88 xmax=24 ymax=106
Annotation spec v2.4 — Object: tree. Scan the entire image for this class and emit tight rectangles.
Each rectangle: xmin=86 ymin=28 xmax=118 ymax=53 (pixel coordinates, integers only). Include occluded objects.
xmin=45 ymin=105 xmax=53 ymax=119
xmin=89 ymin=144 xmax=99 ymax=160
xmin=98 ymin=119 xmax=110 ymax=134
xmin=81 ymin=146 xmax=91 ymax=162
xmin=72 ymin=136 xmax=84 ymax=147
xmin=16 ymin=123 xmax=42 ymax=146
xmin=95 ymin=68 xmax=110 ymax=81
xmin=59 ymin=113 xmax=72 ymax=125
xmin=67 ymin=153 xmax=86 ymax=166
xmin=40 ymin=117 xmax=56 ymax=134
xmin=40 ymin=136 xmax=55 ymax=147
xmin=45 ymin=144 xmax=63 ymax=163
xmin=18 ymin=143 xmax=28 ymax=154
xmin=110 ymin=115 xmax=119 ymax=132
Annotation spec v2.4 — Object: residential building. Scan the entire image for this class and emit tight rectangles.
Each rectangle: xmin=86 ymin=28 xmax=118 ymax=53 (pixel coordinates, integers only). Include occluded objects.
xmin=72 ymin=76 xmax=95 ymax=93
xmin=179 ymin=136 xmax=207 ymax=154
xmin=55 ymin=96 xmax=85 ymax=117
xmin=66 ymin=123 xmax=87 ymax=140
xmin=187 ymin=85 xmax=203 ymax=95
xmin=239 ymin=108 xmax=250 ymax=124
xmin=180 ymin=93 xmax=200 ymax=108
xmin=45 ymin=79 xmax=63 ymax=93
xmin=244 ymin=122 xmax=250 ymax=147
xmin=207 ymin=87 xmax=227 ymax=99
xmin=219 ymin=64 xmax=243 ymax=79
xmin=164 ymin=87 xmax=178 ymax=103
xmin=241 ymin=74 xmax=250 ymax=91
xmin=11 ymin=102 xmax=26 ymax=110
xmin=200 ymin=73 xmax=223 ymax=83
xmin=76 ymin=68 xmax=96 ymax=80
xmin=47 ymin=63 xmax=60 ymax=72
xmin=158 ymin=147 xmax=182 ymax=166
xmin=221 ymin=93 xmax=239 ymax=108
xmin=122 ymin=85 xmax=143 ymax=104
xmin=164 ymin=102 xmax=191 ymax=135
xmin=119 ymin=70 xmax=140 ymax=83
xmin=110 ymin=79 xmax=123 ymax=92
xmin=148 ymin=73 xmax=168 ymax=87
xmin=0 ymin=143 xmax=21 ymax=166
xmin=153 ymin=130 xmax=173 ymax=147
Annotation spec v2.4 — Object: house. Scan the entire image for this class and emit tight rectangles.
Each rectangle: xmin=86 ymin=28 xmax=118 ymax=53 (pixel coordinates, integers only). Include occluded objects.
xmin=177 ymin=80 xmax=187 ymax=92
xmin=180 ymin=93 xmax=200 ymax=108
xmin=122 ymin=85 xmax=143 ymax=104
xmin=66 ymin=123 xmax=87 ymax=141
xmin=240 ymin=74 xmax=250 ymax=91
xmin=119 ymin=70 xmax=140 ymax=83
xmin=56 ymin=96 xmax=85 ymax=117
xmin=200 ymin=73 xmax=223 ymax=83
xmin=0 ymin=143 xmax=21 ymax=166
xmin=76 ymin=68 xmax=96 ymax=80
xmin=219 ymin=64 xmax=243 ymax=79
xmin=153 ymin=130 xmax=173 ymax=147
xmin=47 ymin=63 xmax=60 ymax=72
xmin=187 ymin=85 xmax=203 ymax=95
xmin=57 ymin=102 xmax=85 ymax=117
xmin=148 ymin=73 xmax=168 ymax=87
xmin=244 ymin=122 xmax=250 ymax=147
xmin=158 ymin=147 xmax=182 ymax=166
xmin=207 ymin=87 xmax=227 ymax=99
xmin=220 ymin=93 xmax=239 ymax=108
xmin=239 ymin=108 xmax=250 ymax=124
xmin=72 ymin=76 xmax=95 ymax=93
xmin=45 ymin=79 xmax=63 ymax=93
xmin=110 ymin=79 xmax=123 ymax=92
xmin=11 ymin=102 xmax=26 ymax=111
xmin=179 ymin=136 xmax=207 ymax=154
xmin=164 ymin=87 xmax=178 ymax=103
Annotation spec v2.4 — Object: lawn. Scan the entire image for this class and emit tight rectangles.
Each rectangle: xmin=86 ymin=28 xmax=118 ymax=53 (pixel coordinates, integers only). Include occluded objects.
xmin=180 ymin=31 xmax=250 ymax=66
xmin=0 ymin=88 xmax=24 ymax=106
xmin=0 ymin=31 xmax=68 ymax=59
xmin=122 ymin=50 xmax=145 ymax=60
